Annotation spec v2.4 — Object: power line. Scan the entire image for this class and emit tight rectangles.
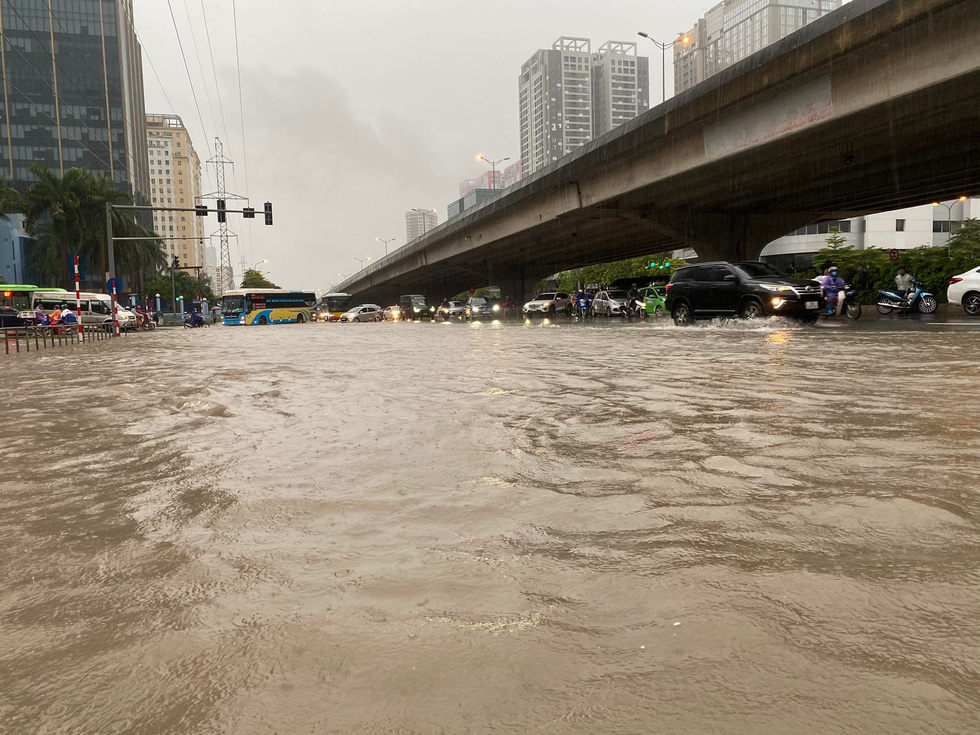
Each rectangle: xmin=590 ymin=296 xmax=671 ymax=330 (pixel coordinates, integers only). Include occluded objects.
xmin=232 ymin=0 xmax=250 ymax=198
xmin=165 ymin=0 xmax=212 ymax=161
xmin=199 ymin=0 xmax=230 ymax=149
xmin=181 ymin=0 xmax=218 ymax=139
xmin=135 ymin=28 xmax=214 ymax=194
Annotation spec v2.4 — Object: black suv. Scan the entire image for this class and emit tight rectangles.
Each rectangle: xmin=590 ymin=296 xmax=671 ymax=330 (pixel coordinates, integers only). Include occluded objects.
xmin=665 ymin=261 xmax=824 ymax=325
xmin=399 ymin=294 xmax=435 ymax=321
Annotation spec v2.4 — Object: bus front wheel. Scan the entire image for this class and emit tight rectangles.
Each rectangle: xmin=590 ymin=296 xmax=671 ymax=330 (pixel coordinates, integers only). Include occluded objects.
xmin=258 ymin=316 xmax=268 ymax=325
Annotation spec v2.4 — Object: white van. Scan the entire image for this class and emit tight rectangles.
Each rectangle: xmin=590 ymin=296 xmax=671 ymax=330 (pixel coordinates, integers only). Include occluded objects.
xmin=33 ymin=291 xmax=114 ymax=329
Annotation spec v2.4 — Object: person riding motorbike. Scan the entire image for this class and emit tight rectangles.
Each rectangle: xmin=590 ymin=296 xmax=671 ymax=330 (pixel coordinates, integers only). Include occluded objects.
xmin=822 ymin=266 xmax=846 ymax=315
xmin=188 ymin=310 xmax=205 ymax=327
xmin=895 ymin=268 xmax=915 ymax=302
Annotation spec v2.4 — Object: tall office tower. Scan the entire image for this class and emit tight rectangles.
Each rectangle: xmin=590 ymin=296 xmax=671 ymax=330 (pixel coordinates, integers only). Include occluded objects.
xmin=519 ymin=37 xmax=594 ymax=177
xmin=0 ymin=0 xmax=149 ymax=202
xmin=146 ymin=114 xmax=205 ymax=269
xmin=405 ymin=209 xmax=438 ymax=241
xmin=675 ymin=0 xmax=842 ymax=94
xmin=592 ymin=41 xmax=649 ymax=137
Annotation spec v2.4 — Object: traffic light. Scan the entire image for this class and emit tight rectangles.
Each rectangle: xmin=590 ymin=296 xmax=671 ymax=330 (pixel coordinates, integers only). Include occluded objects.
xmin=264 ymin=202 xmax=273 ymax=226
xmin=243 ymin=207 xmax=255 ymax=219
xmin=195 ymin=204 xmax=208 ymax=217
xmin=172 ymin=255 xmax=180 ymax=269
xmin=217 ymin=199 xmax=226 ymax=223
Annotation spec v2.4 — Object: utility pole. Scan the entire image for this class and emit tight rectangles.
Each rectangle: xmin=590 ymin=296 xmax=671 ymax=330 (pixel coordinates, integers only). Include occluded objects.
xmin=202 ymin=138 xmax=247 ymax=297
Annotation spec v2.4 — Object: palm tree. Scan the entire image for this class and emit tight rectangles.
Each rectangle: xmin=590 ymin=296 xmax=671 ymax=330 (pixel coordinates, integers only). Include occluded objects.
xmin=22 ymin=163 xmax=162 ymax=289
xmin=0 ymin=176 xmax=22 ymax=220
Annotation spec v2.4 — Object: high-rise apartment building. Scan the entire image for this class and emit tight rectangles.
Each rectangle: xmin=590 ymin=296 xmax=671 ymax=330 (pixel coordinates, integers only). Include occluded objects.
xmin=519 ymin=38 xmax=649 ymax=177
xmin=0 ymin=0 xmax=149 ymax=201
xmin=406 ymin=209 xmax=438 ymax=241
xmin=146 ymin=114 xmax=205 ymax=269
xmin=501 ymin=160 xmax=523 ymax=189
xmin=675 ymin=0 xmax=842 ymax=94
xmin=592 ymin=42 xmax=649 ymax=137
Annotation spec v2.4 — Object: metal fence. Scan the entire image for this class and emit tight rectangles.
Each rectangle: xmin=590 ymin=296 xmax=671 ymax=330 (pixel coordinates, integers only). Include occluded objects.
xmin=2 ymin=325 xmax=128 ymax=356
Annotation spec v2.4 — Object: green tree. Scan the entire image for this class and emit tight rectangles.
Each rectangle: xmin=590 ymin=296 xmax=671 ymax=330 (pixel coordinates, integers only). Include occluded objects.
xmin=825 ymin=228 xmax=847 ymax=249
xmin=947 ymin=218 xmax=980 ymax=251
xmin=552 ymin=252 xmax=685 ymax=294
xmin=812 ymin=240 xmax=980 ymax=304
xmin=0 ymin=176 xmax=22 ymax=221
xmin=21 ymin=163 xmax=158 ymax=288
xmin=145 ymin=270 xmax=216 ymax=309
xmin=241 ymin=269 xmax=278 ymax=289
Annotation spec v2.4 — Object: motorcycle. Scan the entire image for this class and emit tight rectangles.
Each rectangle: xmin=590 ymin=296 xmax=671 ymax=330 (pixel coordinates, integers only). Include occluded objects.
xmin=876 ymin=281 xmax=938 ymax=315
xmin=137 ymin=312 xmax=157 ymax=331
xmin=824 ymin=285 xmax=862 ymax=320
xmin=184 ymin=313 xmax=208 ymax=328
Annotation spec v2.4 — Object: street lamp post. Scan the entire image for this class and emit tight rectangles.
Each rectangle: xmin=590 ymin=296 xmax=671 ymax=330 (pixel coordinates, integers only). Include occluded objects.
xmin=476 ymin=155 xmax=510 ymax=190
xmin=933 ymin=196 xmax=969 ymax=247
xmin=411 ymin=208 xmax=436 ymax=236
xmin=355 ymin=257 xmax=372 ymax=270
xmin=637 ymin=32 xmax=691 ymax=104
xmin=377 ymin=237 xmax=396 ymax=256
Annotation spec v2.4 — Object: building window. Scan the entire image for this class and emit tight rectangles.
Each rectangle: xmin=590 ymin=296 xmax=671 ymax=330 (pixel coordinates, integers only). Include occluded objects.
xmin=933 ymin=221 xmax=951 ymax=233
xmin=896 ymin=219 xmax=905 ymax=232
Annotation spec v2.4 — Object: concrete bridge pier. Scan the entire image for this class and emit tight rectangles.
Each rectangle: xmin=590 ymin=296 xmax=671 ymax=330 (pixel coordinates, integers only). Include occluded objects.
xmin=645 ymin=210 xmax=815 ymax=263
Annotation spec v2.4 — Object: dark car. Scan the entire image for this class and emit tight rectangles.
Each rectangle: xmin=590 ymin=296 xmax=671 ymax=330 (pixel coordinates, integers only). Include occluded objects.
xmin=665 ymin=261 xmax=824 ymax=325
xmin=399 ymin=294 xmax=435 ymax=321
xmin=0 ymin=305 xmax=29 ymax=329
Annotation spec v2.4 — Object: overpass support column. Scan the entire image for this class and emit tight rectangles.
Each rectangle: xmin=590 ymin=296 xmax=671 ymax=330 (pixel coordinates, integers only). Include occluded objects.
xmin=651 ymin=211 xmax=815 ymax=262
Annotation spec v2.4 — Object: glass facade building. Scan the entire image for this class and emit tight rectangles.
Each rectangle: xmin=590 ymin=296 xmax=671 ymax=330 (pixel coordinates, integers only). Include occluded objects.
xmin=0 ymin=0 xmax=149 ymax=203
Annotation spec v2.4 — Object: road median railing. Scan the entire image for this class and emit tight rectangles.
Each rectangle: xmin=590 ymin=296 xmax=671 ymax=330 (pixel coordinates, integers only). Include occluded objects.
xmin=2 ymin=324 xmax=128 ymax=356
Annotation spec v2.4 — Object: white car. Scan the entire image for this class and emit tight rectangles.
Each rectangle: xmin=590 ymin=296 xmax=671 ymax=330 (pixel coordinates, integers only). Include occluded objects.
xmin=340 ymin=304 xmax=383 ymax=322
xmin=115 ymin=305 xmax=138 ymax=330
xmin=948 ymin=266 xmax=980 ymax=316
xmin=383 ymin=305 xmax=401 ymax=321
xmin=521 ymin=292 xmax=569 ymax=317
xmin=591 ymin=289 xmax=631 ymax=317
xmin=438 ymin=300 xmax=466 ymax=319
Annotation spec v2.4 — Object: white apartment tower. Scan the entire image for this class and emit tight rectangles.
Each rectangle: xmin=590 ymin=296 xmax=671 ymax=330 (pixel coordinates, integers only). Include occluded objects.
xmin=520 ymin=38 xmax=649 ymax=177
xmin=674 ymin=0 xmax=842 ymax=94
xmin=146 ymin=114 xmax=206 ymax=268
xmin=592 ymin=42 xmax=650 ymax=137
xmin=406 ymin=209 xmax=439 ymax=241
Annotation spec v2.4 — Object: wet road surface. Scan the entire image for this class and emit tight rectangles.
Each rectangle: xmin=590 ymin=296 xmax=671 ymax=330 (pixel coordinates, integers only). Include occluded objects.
xmin=2 ymin=317 xmax=979 ymax=734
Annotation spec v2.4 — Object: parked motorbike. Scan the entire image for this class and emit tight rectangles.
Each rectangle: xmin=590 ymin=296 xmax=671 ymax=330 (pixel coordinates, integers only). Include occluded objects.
xmin=824 ymin=285 xmax=862 ymax=320
xmin=876 ymin=281 xmax=938 ymax=315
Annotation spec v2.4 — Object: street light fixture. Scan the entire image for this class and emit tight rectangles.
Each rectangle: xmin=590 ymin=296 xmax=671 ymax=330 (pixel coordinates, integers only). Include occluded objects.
xmin=377 ymin=236 xmax=396 ymax=256
xmin=932 ymin=196 xmax=969 ymax=246
xmin=476 ymin=155 xmax=511 ymax=190
xmin=355 ymin=256 xmax=372 ymax=270
xmin=411 ymin=208 xmax=437 ymax=236
xmin=251 ymin=259 xmax=269 ymax=271
xmin=637 ymin=32 xmax=692 ymax=104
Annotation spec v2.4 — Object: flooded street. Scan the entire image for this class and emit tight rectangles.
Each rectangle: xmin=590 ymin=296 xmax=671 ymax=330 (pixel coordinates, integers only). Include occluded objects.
xmin=2 ymin=320 xmax=980 ymax=734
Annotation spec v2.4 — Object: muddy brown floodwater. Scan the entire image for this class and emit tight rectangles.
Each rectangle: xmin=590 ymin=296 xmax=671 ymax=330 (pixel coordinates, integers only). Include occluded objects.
xmin=2 ymin=319 xmax=979 ymax=734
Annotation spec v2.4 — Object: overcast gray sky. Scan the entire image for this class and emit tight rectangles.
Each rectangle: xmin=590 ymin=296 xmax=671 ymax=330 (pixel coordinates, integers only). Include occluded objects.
xmin=135 ymin=0 xmax=845 ymax=292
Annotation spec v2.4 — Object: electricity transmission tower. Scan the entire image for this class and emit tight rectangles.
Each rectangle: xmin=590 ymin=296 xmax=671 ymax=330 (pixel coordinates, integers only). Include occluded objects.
xmin=202 ymin=139 xmax=248 ymax=296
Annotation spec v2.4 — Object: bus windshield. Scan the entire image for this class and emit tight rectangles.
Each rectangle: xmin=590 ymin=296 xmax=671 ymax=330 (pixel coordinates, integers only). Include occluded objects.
xmin=324 ymin=295 xmax=353 ymax=312
xmin=222 ymin=296 xmax=246 ymax=317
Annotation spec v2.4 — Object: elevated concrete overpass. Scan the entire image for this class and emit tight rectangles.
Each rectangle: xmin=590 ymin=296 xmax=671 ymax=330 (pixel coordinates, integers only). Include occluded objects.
xmin=340 ymin=0 xmax=980 ymax=304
